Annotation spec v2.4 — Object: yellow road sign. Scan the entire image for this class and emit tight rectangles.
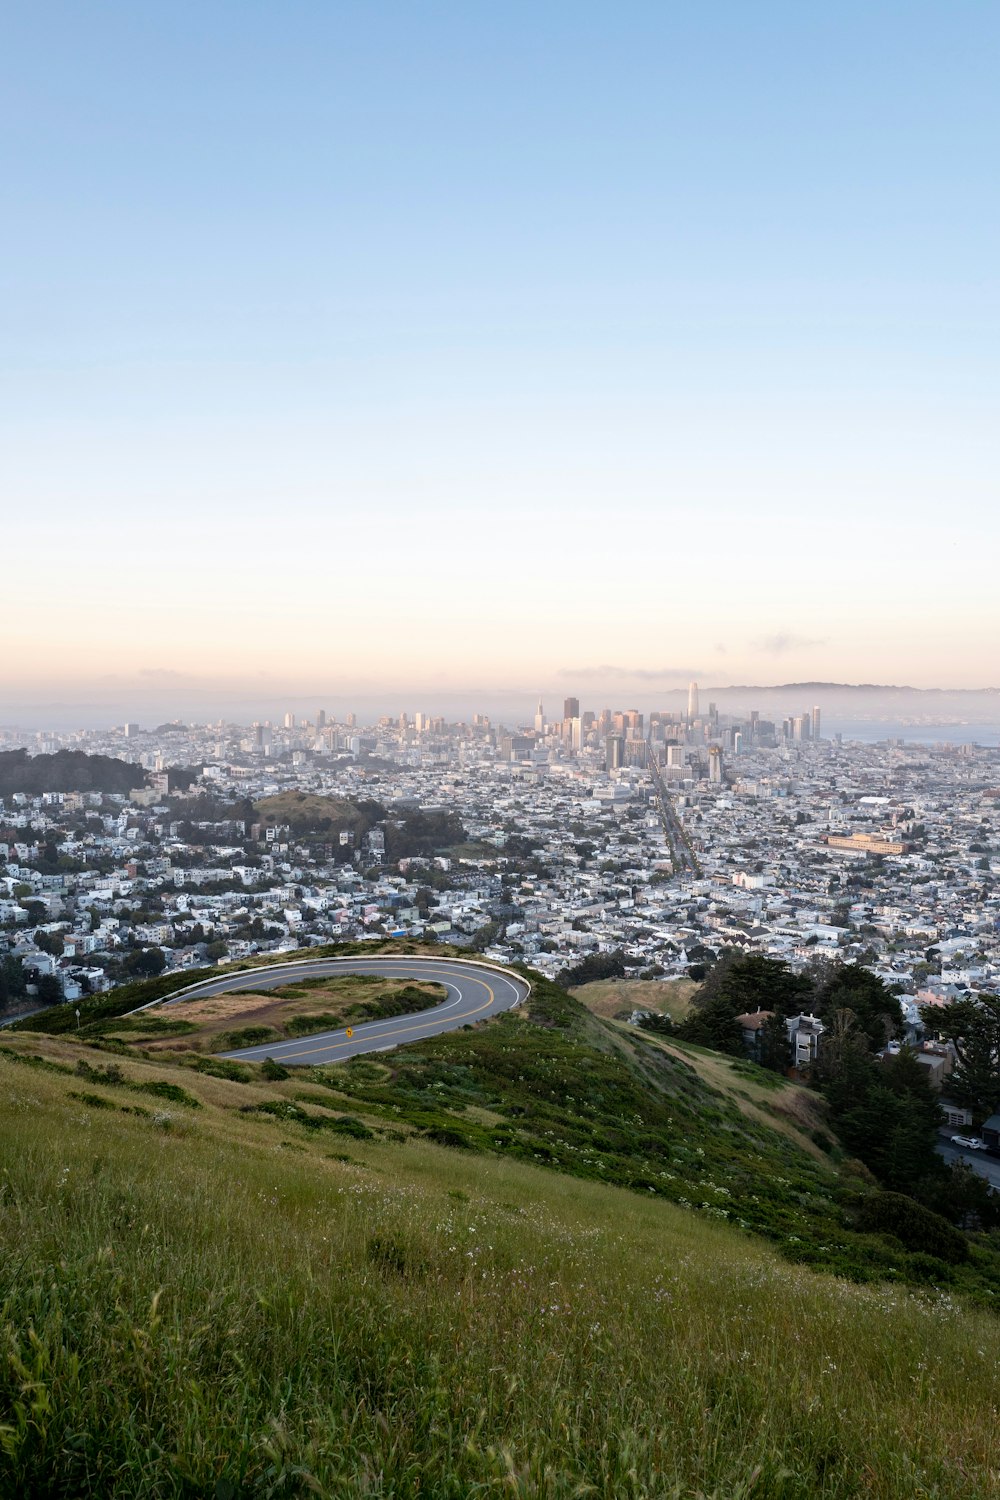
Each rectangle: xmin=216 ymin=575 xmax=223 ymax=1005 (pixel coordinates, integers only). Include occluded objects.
xmin=345 ymin=1027 xmax=353 ymax=1038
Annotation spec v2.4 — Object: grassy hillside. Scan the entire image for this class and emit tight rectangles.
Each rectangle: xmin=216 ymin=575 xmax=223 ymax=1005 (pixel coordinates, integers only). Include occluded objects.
xmin=570 ymin=975 xmax=697 ymax=1021
xmin=254 ymin=791 xmax=376 ymax=838
xmin=4 ymin=969 xmax=1000 ymax=1495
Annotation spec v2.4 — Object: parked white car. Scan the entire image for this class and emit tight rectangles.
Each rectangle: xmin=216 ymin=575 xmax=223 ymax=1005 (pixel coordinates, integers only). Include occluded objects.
xmin=951 ymin=1135 xmax=987 ymax=1150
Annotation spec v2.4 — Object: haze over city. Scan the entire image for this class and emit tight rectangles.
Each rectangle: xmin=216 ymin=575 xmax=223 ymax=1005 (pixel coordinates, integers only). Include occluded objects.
xmin=4 ymin=1 xmax=998 ymax=720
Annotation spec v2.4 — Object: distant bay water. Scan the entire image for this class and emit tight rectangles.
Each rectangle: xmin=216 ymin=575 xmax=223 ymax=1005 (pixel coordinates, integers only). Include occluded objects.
xmin=830 ymin=720 xmax=1000 ymax=747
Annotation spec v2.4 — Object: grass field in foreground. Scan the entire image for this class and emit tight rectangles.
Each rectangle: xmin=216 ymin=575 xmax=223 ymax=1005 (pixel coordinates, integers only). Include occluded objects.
xmin=2 ymin=1035 xmax=1000 ymax=1496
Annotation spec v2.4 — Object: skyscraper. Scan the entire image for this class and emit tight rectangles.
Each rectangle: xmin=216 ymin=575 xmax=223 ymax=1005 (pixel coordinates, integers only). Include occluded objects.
xmin=535 ymin=699 xmax=545 ymax=734
xmin=812 ymin=705 xmax=822 ymax=741
xmin=563 ymin=696 xmax=580 ymax=720
xmin=708 ymin=745 xmax=723 ymax=782
xmin=687 ymin=682 xmax=700 ymax=722
xmin=605 ymin=734 xmax=625 ymax=771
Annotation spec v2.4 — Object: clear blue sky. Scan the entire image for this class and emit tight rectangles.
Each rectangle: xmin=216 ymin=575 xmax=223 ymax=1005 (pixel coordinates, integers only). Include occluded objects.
xmin=3 ymin=2 xmax=998 ymax=711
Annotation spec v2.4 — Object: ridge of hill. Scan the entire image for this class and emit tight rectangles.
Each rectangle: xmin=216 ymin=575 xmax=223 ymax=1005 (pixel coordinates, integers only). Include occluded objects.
xmin=4 ymin=960 xmax=1000 ymax=1494
xmin=0 ymin=747 xmax=145 ymax=795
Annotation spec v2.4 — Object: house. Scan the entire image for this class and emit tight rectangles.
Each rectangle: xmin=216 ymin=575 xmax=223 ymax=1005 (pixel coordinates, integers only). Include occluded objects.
xmin=980 ymin=1113 xmax=1000 ymax=1152
xmin=734 ymin=1009 xmax=774 ymax=1061
xmin=786 ymin=1013 xmax=825 ymax=1068
xmin=912 ymin=1041 xmax=954 ymax=1089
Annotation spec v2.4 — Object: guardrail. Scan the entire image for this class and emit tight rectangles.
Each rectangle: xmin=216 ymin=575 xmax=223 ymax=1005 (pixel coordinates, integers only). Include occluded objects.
xmin=126 ymin=952 xmax=531 ymax=1016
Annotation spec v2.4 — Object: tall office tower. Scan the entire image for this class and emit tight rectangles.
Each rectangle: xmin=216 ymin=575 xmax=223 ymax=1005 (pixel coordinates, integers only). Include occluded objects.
xmin=563 ymin=696 xmax=580 ymax=720
xmin=283 ymin=712 xmax=295 ymax=729
xmin=535 ymin=700 xmax=545 ymax=734
xmin=665 ymin=743 xmax=684 ymax=768
xmin=316 ymin=709 xmax=326 ymax=729
xmin=687 ymin=681 xmax=700 ymax=721
xmin=598 ymin=708 xmax=612 ymax=735
xmin=812 ymin=705 xmax=821 ymax=740
xmin=624 ymin=709 xmax=643 ymax=737
xmin=749 ymin=709 xmax=760 ymax=742
xmin=346 ymin=712 xmax=356 ymax=728
xmin=605 ymin=734 xmax=625 ymax=771
xmin=733 ymin=731 xmax=743 ymax=756
xmin=414 ymin=712 xmax=426 ymax=733
xmin=570 ymin=716 xmax=583 ymax=751
xmin=708 ymin=745 xmax=723 ymax=782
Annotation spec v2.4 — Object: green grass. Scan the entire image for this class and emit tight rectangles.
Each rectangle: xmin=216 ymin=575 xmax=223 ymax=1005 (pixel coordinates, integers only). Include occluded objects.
xmin=5 ymin=965 xmax=1000 ymax=1495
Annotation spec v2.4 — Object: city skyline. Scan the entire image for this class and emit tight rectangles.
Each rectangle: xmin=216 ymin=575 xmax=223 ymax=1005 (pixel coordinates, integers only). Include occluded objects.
xmin=4 ymin=3 xmax=998 ymax=699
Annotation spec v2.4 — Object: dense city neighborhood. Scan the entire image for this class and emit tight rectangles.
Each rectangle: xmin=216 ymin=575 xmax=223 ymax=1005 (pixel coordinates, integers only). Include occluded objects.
xmin=3 ymin=699 xmax=998 ymax=1035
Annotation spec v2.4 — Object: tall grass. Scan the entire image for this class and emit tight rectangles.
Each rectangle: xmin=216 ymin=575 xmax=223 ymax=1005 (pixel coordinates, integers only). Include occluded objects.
xmin=2 ymin=1060 xmax=999 ymax=1497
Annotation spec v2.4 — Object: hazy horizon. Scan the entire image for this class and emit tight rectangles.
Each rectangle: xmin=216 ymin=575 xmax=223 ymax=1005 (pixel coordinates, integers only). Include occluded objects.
xmin=5 ymin=677 xmax=1000 ymax=737
xmin=5 ymin=3 xmax=998 ymax=699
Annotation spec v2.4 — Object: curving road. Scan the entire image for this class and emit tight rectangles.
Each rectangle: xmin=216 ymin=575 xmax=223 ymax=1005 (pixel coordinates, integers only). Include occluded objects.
xmin=149 ymin=956 xmax=528 ymax=1066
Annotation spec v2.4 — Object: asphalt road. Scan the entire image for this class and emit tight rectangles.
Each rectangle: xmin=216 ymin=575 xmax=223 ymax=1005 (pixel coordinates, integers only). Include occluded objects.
xmin=936 ymin=1135 xmax=1000 ymax=1191
xmin=152 ymin=956 xmax=529 ymax=1066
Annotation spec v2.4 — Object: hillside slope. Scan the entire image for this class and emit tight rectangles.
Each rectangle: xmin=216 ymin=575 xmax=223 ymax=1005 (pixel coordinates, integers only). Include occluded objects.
xmin=3 ymin=969 xmax=1000 ymax=1495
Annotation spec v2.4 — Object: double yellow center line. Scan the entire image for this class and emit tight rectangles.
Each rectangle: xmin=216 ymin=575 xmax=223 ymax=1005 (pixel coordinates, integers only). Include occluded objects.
xmin=229 ymin=967 xmax=499 ymax=1062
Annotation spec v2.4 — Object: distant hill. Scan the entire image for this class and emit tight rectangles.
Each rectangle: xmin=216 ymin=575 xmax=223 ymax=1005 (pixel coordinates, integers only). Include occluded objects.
xmin=254 ymin=791 xmax=383 ymax=839
xmin=0 ymin=748 xmax=145 ymax=797
xmin=712 ymin=682 xmax=999 ymax=693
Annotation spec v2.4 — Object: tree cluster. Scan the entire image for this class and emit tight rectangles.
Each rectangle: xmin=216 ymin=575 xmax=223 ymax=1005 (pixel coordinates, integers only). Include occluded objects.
xmin=0 ymin=749 xmax=145 ymax=796
xmin=554 ymin=949 xmax=627 ymax=990
xmin=678 ymin=952 xmax=998 ymax=1227
xmin=383 ymin=809 xmax=466 ymax=861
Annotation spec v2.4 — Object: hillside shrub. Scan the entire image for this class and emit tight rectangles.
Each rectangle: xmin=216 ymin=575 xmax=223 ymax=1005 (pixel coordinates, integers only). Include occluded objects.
xmin=856 ymin=1191 xmax=969 ymax=1265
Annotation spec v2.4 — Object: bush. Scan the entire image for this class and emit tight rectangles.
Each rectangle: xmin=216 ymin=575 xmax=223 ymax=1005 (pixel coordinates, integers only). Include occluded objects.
xmin=856 ymin=1191 xmax=969 ymax=1265
xmin=211 ymin=1026 xmax=282 ymax=1053
xmin=260 ymin=1058 xmax=289 ymax=1081
xmin=186 ymin=1056 xmax=254 ymax=1084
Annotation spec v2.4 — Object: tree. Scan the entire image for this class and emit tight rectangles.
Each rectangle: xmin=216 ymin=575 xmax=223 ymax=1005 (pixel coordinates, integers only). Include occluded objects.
xmin=34 ymin=973 xmax=63 ymax=1004
xmin=118 ymin=947 xmax=167 ymax=978
xmin=637 ymin=1011 xmax=675 ymax=1036
xmin=925 ymin=993 xmax=1000 ymax=1121
xmin=33 ymin=929 xmax=64 ymax=957
xmin=0 ymin=956 xmax=28 ymax=1010
xmin=691 ymin=953 xmax=811 ymax=1021
xmin=555 ymin=950 xmax=626 ymax=989
xmin=468 ymin=920 xmax=503 ymax=953
xmin=678 ymin=989 xmax=746 ymax=1055
xmin=815 ymin=1008 xmax=872 ymax=1094
xmin=414 ymin=887 xmax=438 ymax=917
xmin=812 ymin=963 xmax=902 ymax=1050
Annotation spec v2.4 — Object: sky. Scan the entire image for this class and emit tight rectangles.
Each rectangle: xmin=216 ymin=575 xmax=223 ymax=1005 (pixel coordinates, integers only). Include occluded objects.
xmin=3 ymin=1 xmax=998 ymax=721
